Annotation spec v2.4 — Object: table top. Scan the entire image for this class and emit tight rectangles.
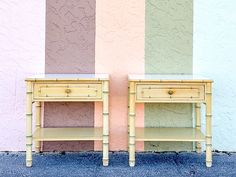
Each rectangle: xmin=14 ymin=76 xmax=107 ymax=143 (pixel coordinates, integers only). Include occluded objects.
xmin=128 ymin=74 xmax=213 ymax=82
xmin=25 ymin=74 xmax=109 ymax=81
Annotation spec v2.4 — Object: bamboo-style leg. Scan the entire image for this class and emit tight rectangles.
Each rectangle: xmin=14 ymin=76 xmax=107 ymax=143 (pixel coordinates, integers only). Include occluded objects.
xmin=205 ymin=83 xmax=212 ymax=167
xmin=35 ymin=102 xmax=41 ymax=153
xmin=102 ymin=81 xmax=109 ymax=166
xmin=129 ymin=82 xmax=136 ymax=167
xmin=195 ymin=103 xmax=202 ymax=153
xmin=128 ymin=85 xmax=130 ymax=152
xmin=26 ymin=81 xmax=33 ymax=167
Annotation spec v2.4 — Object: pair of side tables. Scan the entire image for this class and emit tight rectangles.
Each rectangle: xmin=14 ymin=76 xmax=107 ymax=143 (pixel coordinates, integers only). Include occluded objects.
xmin=25 ymin=74 xmax=213 ymax=167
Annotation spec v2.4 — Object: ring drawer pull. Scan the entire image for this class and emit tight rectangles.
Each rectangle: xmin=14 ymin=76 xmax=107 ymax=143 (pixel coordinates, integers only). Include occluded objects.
xmin=65 ymin=88 xmax=72 ymax=94
xmin=168 ymin=90 xmax=174 ymax=95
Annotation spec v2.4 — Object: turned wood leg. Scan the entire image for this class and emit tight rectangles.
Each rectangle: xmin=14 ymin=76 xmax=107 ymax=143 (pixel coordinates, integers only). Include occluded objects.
xmin=35 ymin=102 xmax=41 ymax=153
xmin=102 ymin=81 xmax=109 ymax=166
xmin=26 ymin=81 xmax=33 ymax=167
xmin=129 ymin=82 xmax=135 ymax=167
xmin=195 ymin=103 xmax=202 ymax=153
xmin=205 ymin=83 xmax=212 ymax=167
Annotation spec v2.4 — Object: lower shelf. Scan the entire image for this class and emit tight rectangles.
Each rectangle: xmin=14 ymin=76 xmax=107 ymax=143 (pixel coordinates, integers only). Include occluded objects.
xmin=135 ymin=128 xmax=205 ymax=142
xmin=33 ymin=127 xmax=103 ymax=141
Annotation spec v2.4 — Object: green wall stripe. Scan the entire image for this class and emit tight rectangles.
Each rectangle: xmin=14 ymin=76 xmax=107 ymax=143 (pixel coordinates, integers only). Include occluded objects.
xmin=145 ymin=0 xmax=193 ymax=151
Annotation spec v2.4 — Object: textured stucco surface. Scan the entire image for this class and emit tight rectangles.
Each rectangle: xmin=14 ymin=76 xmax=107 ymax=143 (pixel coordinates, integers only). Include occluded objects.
xmin=145 ymin=0 xmax=193 ymax=151
xmin=193 ymin=0 xmax=236 ymax=151
xmin=95 ymin=0 xmax=145 ymax=151
xmin=144 ymin=104 xmax=193 ymax=151
xmin=0 ymin=0 xmax=45 ymax=151
xmin=44 ymin=0 xmax=96 ymax=151
xmin=43 ymin=103 xmax=94 ymax=151
xmin=1 ymin=0 xmax=236 ymax=152
xmin=145 ymin=0 xmax=193 ymax=74
xmin=45 ymin=0 xmax=95 ymax=73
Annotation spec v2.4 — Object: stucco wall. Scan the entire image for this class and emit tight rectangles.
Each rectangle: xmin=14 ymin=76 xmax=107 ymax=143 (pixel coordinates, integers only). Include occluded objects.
xmin=95 ymin=0 xmax=145 ymax=151
xmin=145 ymin=0 xmax=193 ymax=151
xmin=44 ymin=0 xmax=96 ymax=151
xmin=193 ymin=0 xmax=236 ymax=151
xmin=0 ymin=0 xmax=45 ymax=150
xmin=0 ymin=0 xmax=236 ymax=151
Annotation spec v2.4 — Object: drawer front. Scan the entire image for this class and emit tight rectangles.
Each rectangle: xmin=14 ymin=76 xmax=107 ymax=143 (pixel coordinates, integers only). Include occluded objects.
xmin=34 ymin=83 xmax=102 ymax=100
xmin=136 ymin=84 xmax=205 ymax=102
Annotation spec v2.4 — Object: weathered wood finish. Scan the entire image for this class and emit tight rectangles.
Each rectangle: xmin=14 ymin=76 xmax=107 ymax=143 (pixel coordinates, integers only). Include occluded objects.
xmin=128 ymin=74 xmax=213 ymax=167
xmin=25 ymin=74 xmax=109 ymax=167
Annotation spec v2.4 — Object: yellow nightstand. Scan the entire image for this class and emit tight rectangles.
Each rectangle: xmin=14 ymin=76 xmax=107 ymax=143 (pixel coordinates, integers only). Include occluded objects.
xmin=128 ymin=74 xmax=213 ymax=167
xmin=25 ymin=74 xmax=109 ymax=167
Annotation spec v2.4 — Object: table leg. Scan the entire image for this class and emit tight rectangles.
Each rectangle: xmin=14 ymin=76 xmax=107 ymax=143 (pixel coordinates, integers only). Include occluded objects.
xmin=129 ymin=82 xmax=135 ymax=167
xmin=35 ymin=102 xmax=41 ymax=153
xmin=206 ymin=83 xmax=212 ymax=167
xmin=26 ymin=82 xmax=33 ymax=167
xmin=102 ymin=81 xmax=109 ymax=166
xmin=128 ymin=85 xmax=130 ymax=153
xmin=195 ymin=103 xmax=201 ymax=153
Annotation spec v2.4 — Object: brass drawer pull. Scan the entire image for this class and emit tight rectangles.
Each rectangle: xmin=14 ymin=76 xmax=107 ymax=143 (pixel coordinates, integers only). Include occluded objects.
xmin=65 ymin=88 xmax=71 ymax=94
xmin=168 ymin=90 xmax=174 ymax=95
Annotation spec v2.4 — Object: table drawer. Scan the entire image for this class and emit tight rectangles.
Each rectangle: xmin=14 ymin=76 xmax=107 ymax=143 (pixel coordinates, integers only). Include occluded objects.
xmin=136 ymin=84 xmax=205 ymax=102
xmin=34 ymin=83 xmax=102 ymax=99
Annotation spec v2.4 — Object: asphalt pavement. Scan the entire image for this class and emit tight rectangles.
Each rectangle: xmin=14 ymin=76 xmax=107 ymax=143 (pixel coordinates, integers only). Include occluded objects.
xmin=0 ymin=151 xmax=235 ymax=177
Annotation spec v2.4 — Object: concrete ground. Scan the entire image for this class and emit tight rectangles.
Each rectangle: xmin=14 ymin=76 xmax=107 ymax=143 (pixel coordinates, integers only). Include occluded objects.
xmin=0 ymin=152 xmax=235 ymax=177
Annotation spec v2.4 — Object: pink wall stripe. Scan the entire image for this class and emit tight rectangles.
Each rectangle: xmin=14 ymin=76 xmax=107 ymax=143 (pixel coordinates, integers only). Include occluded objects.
xmin=95 ymin=0 xmax=145 ymax=151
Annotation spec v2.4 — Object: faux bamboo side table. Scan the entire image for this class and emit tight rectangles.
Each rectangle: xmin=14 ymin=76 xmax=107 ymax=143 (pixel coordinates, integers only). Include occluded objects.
xmin=25 ymin=74 xmax=109 ymax=167
xmin=128 ymin=74 xmax=213 ymax=167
